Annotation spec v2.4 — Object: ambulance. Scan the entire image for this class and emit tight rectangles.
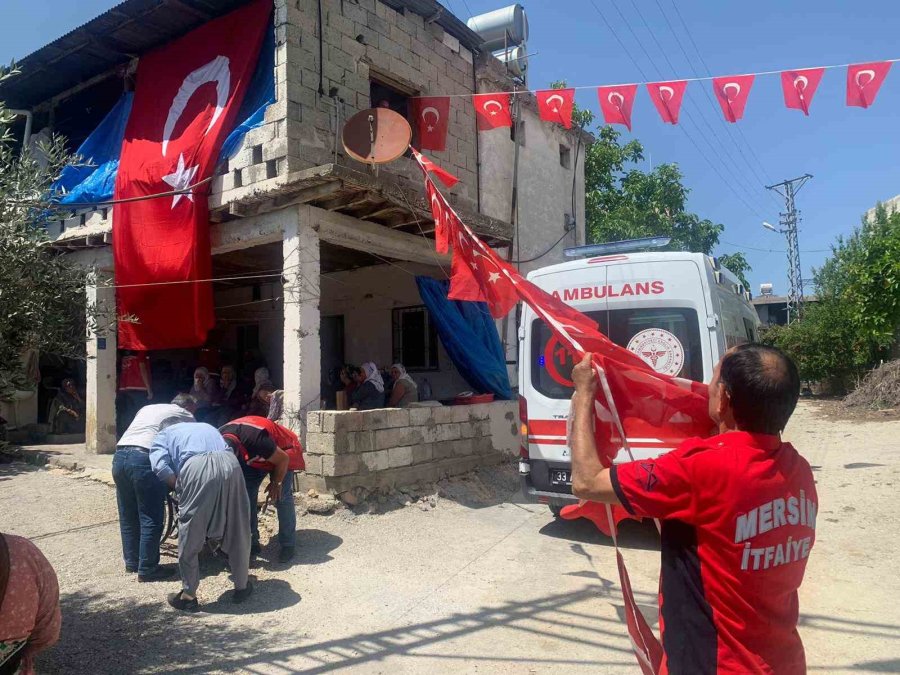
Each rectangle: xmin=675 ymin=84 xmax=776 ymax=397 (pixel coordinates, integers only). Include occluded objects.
xmin=518 ymin=245 xmax=760 ymax=515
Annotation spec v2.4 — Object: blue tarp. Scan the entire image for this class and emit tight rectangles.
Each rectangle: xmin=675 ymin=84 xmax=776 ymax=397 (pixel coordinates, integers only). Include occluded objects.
xmin=415 ymin=276 xmax=512 ymax=400
xmin=51 ymin=25 xmax=276 ymax=205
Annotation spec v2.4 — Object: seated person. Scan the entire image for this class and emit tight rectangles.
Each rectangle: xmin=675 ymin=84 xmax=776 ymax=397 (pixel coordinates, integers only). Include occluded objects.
xmin=388 ymin=364 xmax=419 ymax=408
xmin=349 ymin=362 xmax=385 ymax=411
xmin=246 ymin=367 xmax=274 ymax=417
xmin=190 ymin=367 xmax=220 ymax=420
xmin=210 ymin=365 xmax=246 ymax=426
xmin=49 ymin=378 xmax=85 ymax=434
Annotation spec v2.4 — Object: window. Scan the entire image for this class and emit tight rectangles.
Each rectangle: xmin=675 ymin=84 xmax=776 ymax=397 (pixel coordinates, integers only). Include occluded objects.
xmin=531 ymin=308 xmax=703 ymax=399
xmin=742 ymin=317 xmax=757 ymax=342
xmin=559 ymin=144 xmax=571 ymax=169
xmin=392 ymin=306 xmax=439 ymax=371
xmin=370 ymin=78 xmax=411 ymax=119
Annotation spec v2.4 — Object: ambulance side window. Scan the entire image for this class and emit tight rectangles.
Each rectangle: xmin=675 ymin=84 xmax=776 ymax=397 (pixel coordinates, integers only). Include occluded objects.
xmin=742 ymin=317 xmax=757 ymax=342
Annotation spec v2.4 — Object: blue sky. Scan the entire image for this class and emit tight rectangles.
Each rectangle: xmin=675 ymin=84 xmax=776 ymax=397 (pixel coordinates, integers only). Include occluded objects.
xmin=4 ymin=0 xmax=899 ymax=295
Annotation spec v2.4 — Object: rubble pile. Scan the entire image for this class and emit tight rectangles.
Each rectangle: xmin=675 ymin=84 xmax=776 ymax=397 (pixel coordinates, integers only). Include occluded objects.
xmin=843 ymin=360 xmax=900 ymax=410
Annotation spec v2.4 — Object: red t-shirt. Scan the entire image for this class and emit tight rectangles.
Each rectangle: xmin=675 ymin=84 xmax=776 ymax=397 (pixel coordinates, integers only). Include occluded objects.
xmin=610 ymin=431 xmax=818 ymax=675
xmin=119 ymin=353 xmax=150 ymax=391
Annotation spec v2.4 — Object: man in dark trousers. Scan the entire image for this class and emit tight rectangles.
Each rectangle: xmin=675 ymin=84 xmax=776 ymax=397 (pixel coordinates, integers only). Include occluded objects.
xmin=570 ymin=343 xmax=817 ymax=674
xmin=219 ymin=416 xmax=304 ymax=563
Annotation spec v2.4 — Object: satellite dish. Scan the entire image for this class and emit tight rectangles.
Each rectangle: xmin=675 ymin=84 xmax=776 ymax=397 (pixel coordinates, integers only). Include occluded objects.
xmin=342 ymin=107 xmax=412 ymax=165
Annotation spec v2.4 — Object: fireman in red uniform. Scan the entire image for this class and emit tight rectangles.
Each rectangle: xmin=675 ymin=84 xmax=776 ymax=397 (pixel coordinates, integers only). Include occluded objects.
xmin=570 ymin=344 xmax=817 ymax=674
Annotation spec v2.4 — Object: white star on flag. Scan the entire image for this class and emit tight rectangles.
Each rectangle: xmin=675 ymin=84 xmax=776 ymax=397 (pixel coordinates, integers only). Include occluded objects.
xmin=488 ymin=271 xmax=501 ymax=283
xmin=427 ymin=125 xmax=434 ymax=132
xmin=162 ymin=153 xmax=199 ymax=208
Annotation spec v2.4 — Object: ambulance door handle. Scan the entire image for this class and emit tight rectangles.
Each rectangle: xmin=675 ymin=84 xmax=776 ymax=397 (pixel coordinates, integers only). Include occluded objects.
xmin=707 ymin=315 xmax=719 ymax=329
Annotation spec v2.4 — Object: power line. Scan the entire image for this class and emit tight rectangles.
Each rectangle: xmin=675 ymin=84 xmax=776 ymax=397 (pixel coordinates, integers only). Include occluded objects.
xmin=663 ymin=0 xmax=782 ymax=210
xmin=589 ymin=0 xmax=768 ymax=219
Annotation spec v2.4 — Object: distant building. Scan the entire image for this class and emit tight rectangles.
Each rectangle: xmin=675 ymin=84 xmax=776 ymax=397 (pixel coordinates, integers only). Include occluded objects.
xmin=865 ymin=195 xmax=900 ymax=223
xmin=752 ymin=294 xmax=818 ymax=327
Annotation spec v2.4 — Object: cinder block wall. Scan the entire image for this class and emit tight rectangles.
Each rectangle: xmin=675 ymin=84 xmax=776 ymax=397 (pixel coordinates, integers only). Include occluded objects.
xmin=212 ymin=0 xmax=480 ymax=210
xmin=301 ymin=401 xmax=519 ymax=496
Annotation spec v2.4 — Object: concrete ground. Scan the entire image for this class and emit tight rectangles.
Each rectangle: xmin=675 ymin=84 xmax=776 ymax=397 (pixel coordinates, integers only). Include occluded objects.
xmin=1 ymin=400 xmax=897 ymax=674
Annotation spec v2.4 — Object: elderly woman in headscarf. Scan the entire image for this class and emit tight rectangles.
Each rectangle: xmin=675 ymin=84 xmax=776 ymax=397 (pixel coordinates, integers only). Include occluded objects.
xmin=190 ymin=367 xmax=220 ymax=422
xmin=247 ymin=367 xmax=275 ymax=417
xmin=50 ymin=378 xmax=85 ymax=434
xmin=349 ymin=362 xmax=385 ymax=411
xmin=388 ymin=364 xmax=419 ymax=408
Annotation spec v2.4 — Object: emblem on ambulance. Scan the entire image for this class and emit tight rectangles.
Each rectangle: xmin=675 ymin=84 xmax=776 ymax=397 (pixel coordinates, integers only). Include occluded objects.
xmin=627 ymin=328 xmax=685 ymax=376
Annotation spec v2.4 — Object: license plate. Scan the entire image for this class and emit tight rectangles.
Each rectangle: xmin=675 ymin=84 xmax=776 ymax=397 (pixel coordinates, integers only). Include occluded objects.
xmin=549 ymin=469 xmax=572 ymax=486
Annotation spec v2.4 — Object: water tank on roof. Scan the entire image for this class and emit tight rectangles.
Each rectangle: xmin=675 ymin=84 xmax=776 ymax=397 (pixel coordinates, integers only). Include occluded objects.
xmin=467 ymin=4 xmax=529 ymax=51
xmin=760 ymin=283 xmax=774 ymax=296
xmin=491 ymin=44 xmax=528 ymax=80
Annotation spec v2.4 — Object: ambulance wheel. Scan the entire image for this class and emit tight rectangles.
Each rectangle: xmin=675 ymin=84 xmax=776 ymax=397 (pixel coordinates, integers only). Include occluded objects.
xmin=549 ymin=504 xmax=563 ymax=518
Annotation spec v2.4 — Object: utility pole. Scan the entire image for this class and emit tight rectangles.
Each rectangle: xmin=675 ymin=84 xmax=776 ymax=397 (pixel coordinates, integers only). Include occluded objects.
xmin=764 ymin=174 xmax=812 ymax=324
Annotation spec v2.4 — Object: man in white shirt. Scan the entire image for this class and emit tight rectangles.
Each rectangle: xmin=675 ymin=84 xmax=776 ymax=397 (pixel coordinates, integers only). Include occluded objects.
xmin=112 ymin=394 xmax=197 ymax=581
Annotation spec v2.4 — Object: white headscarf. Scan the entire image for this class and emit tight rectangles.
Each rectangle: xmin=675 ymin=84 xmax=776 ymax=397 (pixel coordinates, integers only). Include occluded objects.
xmin=192 ymin=367 xmax=209 ymax=393
xmin=391 ymin=363 xmax=416 ymax=387
xmin=362 ymin=362 xmax=385 ymax=393
xmin=252 ymin=367 xmax=271 ymax=397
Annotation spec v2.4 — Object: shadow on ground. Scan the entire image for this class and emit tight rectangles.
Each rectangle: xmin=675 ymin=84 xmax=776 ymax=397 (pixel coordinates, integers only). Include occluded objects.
xmin=539 ymin=515 xmax=660 ymax=551
xmin=40 ymin=583 xmax=642 ymax=674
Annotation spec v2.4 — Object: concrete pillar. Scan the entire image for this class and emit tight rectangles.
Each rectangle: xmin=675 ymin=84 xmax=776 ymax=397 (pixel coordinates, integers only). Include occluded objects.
xmin=282 ymin=205 xmax=321 ymax=440
xmin=85 ymin=274 xmax=117 ymax=454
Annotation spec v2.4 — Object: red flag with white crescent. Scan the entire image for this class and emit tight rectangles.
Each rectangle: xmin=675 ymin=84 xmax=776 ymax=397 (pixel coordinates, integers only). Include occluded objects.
xmin=781 ymin=68 xmax=825 ymax=115
xmin=412 ymin=148 xmax=458 ymax=189
xmin=846 ymin=61 xmax=892 ymax=108
xmin=646 ymin=80 xmax=687 ymax=125
xmin=410 ymin=96 xmax=450 ymax=151
xmin=597 ymin=84 xmax=639 ymax=131
xmin=536 ymin=88 xmax=576 ymax=128
xmin=113 ymin=0 xmax=271 ymax=349
xmin=473 ymin=92 xmax=513 ymax=130
xmin=712 ymin=74 xmax=755 ymax=123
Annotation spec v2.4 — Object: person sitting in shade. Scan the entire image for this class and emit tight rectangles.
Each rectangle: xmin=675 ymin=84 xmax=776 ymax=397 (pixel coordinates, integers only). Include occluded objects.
xmin=49 ymin=377 xmax=85 ymax=434
xmin=246 ymin=367 xmax=275 ymax=417
xmin=219 ymin=416 xmax=304 ymax=562
xmin=190 ymin=367 xmax=220 ymax=421
xmin=349 ymin=362 xmax=385 ymax=411
xmin=150 ymin=422 xmax=252 ymax=612
xmin=388 ymin=364 xmax=419 ymax=408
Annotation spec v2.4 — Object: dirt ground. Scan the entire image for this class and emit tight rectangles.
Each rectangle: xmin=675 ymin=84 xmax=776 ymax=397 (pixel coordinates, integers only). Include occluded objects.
xmin=1 ymin=400 xmax=897 ymax=674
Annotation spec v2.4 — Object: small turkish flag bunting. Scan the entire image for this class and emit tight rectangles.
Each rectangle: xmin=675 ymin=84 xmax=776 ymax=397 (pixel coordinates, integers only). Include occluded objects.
xmin=536 ymin=88 xmax=576 ymax=128
xmin=646 ymin=80 xmax=687 ymax=124
xmin=847 ymin=61 xmax=892 ymax=108
xmin=781 ymin=68 xmax=825 ymax=115
xmin=712 ymin=74 xmax=755 ymax=123
xmin=473 ymin=92 xmax=513 ymax=130
xmin=411 ymin=96 xmax=450 ymax=151
xmin=597 ymin=84 xmax=638 ymax=131
xmin=411 ymin=148 xmax=458 ymax=188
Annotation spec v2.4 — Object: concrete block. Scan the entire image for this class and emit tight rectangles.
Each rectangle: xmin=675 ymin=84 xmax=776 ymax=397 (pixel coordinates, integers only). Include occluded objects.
xmin=442 ymin=32 xmax=460 ymax=53
xmin=342 ymin=2 xmax=368 ymax=24
xmin=435 ymin=423 xmax=461 ymax=442
xmin=361 ymin=449 xmax=390 ymax=472
xmin=433 ymin=440 xmax=455 ymax=460
xmin=431 ymin=406 xmax=458 ymax=424
xmin=460 ymin=46 xmax=473 ymax=64
xmin=411 ymin=443 xmax=433 ymax=465
xmin=375 ymin=426 xmax=424 ymax=450
xmin=348 ymin=431 xmax=375 ymax=453
xmin=409 ymin=407 xmax=435 ymax=426
xmin=460 ymin=423 xmax=478 ymax=439
xmin=367 ymin=12 xmax=390 ymax=37
xmin=454 ymin=439 xmax=475 ymax=456
xmin=304 ymin=454 xmax=324 ymax=476
xmin=364 ymin=408 xmax=410 ymax=430
xmin=307 ymin=411 xmax=323 ymax=433
xmin=305 ymin=432 xmax=333 ymax=455
xmin=388 ymin=445 xmax=414 ymax=468
xmin=390 ymin=23 xmax=412 ymax=50
xmin=322 ymin=453 xmax=360 ymax=477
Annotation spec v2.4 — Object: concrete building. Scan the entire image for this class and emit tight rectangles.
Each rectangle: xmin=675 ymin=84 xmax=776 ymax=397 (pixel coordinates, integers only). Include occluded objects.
xmin=752 ymin=294 xmax=818 ymax=327
xmin=0 ymin=0 xmax=587 ymax=472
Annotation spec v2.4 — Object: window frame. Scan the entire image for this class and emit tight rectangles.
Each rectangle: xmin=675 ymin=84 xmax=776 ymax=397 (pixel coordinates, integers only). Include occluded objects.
xmin=392 ymin=305 xmax=440 ymax=372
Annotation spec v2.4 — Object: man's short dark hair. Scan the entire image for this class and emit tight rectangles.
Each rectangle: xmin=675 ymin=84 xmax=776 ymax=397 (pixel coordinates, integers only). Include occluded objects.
xmin=719 ymin=343 xmax=800 ymax=434
xmin=172 ymin=393 xmax=198 ymax=410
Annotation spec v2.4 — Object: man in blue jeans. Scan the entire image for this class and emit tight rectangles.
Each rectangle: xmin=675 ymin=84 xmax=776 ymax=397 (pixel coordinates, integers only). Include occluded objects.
xmin=219 ymin=416 xmax=299 ymax=563
xmin=112 ymin=394 xmax=197 ymax=581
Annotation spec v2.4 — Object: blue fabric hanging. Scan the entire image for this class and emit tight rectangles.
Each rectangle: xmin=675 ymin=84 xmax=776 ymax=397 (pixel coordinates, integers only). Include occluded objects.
xmin=416 ymin=276 xmax=512 ymax=400
xmin=52 ymin=92 xmax=133 ymax=205
xmin=51 ymin=24 xmax=276 ymax=205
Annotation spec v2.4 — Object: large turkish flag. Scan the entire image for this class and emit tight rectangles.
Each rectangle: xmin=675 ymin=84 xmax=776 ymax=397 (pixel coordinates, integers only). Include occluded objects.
xmin=114 ymin=0 xmax=271 ymax=350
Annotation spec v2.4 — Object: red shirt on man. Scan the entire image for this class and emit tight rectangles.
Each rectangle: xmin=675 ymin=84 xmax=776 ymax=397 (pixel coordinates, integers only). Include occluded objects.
xmin=610 ymin=431 xmax=818 ymax=675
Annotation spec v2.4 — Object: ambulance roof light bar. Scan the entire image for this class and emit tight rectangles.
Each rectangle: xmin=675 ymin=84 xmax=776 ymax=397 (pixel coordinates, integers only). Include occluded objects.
xmin=563 ymin=236 xmax=672 ymax=258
